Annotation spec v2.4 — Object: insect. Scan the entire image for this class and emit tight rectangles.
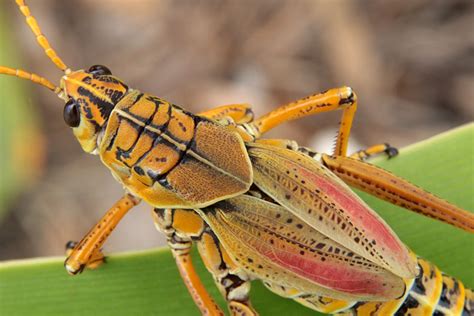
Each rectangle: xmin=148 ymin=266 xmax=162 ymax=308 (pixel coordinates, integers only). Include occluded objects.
xmin=2 ymin=1 xmax=473 ymax=315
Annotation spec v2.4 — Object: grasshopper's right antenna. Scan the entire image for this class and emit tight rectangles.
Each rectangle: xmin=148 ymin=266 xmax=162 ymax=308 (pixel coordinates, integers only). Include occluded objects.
xmin=15 ymin=0 xmax=70 ymax=74
xmin=0 ymin=66 xmax=60 ymax=93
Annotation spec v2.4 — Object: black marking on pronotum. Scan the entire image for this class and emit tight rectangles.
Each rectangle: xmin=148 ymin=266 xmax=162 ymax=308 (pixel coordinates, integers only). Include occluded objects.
xmin=145 ymin=97 xmax=174 ymax=131
xmin=146 ymin=95 xmax=165 ymax=108
xmin=145 ymin=109 xmax=199 ymax=185
xmin=177 ymin=120 xmax=187 ymax=132
xmin=117 ymin=100 xmax=161 ymax=164
xmin=161 ymin=123 xmax=194 ymax=148
xmin=145 ymin=137 xmax=186 ymax=182
xmin=119 ymin=93 xmax=149 ymax=120
xmin=132 ymin=104 xmax=173 ymax=167
xmin=134 ymin=166 xmax=145 ymax=176
xmin=106 ymin=117 xmax=121 ymax=151
xmin=132 ymin=92 xmax=144 ymax=106
xmin=114 ymin=119 xmax=142 ymax=161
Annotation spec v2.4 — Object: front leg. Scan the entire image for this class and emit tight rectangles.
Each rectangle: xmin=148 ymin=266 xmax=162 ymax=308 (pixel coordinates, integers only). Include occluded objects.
xmin=65 ymin=194 xmax=140 ymax=274
xmin=65 ymin=241 xmax=105 ymax=270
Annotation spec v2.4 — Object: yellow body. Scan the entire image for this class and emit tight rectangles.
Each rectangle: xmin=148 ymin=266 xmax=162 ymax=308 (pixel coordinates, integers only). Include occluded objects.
xmin=2 ymin=1 xmax=473 ymax=315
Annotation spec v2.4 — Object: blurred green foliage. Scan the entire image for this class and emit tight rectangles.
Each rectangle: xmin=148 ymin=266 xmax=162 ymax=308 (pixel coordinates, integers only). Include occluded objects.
xmin=0 ymin=7 xmax=44 ymax=221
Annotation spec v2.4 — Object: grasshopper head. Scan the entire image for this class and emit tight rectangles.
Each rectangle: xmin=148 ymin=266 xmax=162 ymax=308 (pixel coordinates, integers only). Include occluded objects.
xmin=60 ymin=65 xmax=129 ymax=153
xmin=0 ymin=2 xmax=130 ymax=154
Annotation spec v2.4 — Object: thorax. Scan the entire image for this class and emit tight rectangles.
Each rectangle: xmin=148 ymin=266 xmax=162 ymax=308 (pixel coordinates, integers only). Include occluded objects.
xmin=98 ymin=90 xmax=253 ymax=208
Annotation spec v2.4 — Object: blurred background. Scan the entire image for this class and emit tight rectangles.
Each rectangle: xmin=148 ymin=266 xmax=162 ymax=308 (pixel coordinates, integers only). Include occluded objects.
xmin=0 ymin=0 xmax=472 ymax=261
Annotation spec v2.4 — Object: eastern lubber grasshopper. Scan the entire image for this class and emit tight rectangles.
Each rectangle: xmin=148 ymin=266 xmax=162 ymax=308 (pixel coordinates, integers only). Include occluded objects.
xmin=1 ymin=1 xmax=473 ymax=315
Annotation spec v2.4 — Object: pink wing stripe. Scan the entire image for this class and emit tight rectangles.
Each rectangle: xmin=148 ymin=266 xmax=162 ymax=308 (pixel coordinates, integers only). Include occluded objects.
xmin=253 ymin=236 xmax=399 ymax=297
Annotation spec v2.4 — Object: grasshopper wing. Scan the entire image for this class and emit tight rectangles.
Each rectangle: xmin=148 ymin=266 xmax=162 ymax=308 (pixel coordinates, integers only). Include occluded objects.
xmin=246 ymin=142 xmax=417 ymax=279
xmin=197 ymin=195 xmax=405 ymax=301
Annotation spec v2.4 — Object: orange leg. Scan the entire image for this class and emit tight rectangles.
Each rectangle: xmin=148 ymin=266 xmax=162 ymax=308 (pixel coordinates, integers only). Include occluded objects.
xmin=153 ymin=208 xmax=224 ymax=315
xmin=173 ymin=247 xmax=225 ymax=316
xmin=65 ymin=241 xmax=105 ymax=270
xmin=64 ymin=194 xmax=140 ymax=274
xmin=255 ymin=138 xmax=474 ymax=233
xmin=321 ymin=153 xmax=474 ymax=233
xmin=250 ymin=87 xmax=357 ymax=156
xmin=199 ymin=103 xmax=254 ymax=124
xmin=153 ymin=208 xmax=257 ymax=315
xmin=350 ymin=143 xmax=398 ymax=161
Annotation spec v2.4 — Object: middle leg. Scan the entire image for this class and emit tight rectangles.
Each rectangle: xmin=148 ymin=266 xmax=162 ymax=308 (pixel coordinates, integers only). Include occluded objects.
xmin=250 ymin=87 xmax=357 ymax=156
xmin=65 ymin=194 xmax=140 ymax=274
xmin=199 ymin=103 xmax=254 ymax=124
xmin=153 ymin=208 xmax=258 ymax=316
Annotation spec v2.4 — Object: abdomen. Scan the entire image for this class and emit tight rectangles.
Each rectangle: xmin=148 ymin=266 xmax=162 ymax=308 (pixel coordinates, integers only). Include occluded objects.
xmin=99 ymin=90 xmax=252 ymax=208
xmin=296 ymin=256 xmax=473 ymax=315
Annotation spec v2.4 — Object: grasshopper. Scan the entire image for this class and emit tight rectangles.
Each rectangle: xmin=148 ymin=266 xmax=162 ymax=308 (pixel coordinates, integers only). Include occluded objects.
xmin=1 ymin=1 xmax=473 ymax=315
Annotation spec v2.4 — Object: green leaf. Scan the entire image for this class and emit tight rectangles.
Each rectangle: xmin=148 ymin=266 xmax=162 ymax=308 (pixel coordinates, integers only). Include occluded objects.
xmin=0 ymin=124 xmax=472 ymax=316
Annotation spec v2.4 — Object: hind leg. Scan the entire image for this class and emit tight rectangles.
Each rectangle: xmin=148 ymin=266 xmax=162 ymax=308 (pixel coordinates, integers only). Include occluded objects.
xmin=253 ymin=139 xmax=474 ymax=232
xmin=349 ymin=143 xmax=398 ymax=161
xmin=153 ymin=208 xmax=257 ymax=315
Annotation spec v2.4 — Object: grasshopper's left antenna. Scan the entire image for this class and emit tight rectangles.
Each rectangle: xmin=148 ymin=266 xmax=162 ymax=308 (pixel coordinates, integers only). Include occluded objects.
xmin=15 ymin=0 xmax=70 ymax=73
xmin=0 ymin=1 xmax=69 ymax=99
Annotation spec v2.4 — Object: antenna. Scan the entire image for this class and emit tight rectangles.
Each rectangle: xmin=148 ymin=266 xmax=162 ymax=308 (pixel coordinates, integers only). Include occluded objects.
xmin=16 ymin=0 xmax=70 ymax=73
xmin=0 ymin=66 xmax=60 ymax=93
xmin=0 ymin=1 xmax=69 ymax=98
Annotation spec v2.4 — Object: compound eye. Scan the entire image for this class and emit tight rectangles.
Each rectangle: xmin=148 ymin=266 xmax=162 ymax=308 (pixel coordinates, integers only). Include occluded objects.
xmin=88 ymin=64 xmax=112 ymax=76
xmin=63 ymin=99 xmax=81 ymax=128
